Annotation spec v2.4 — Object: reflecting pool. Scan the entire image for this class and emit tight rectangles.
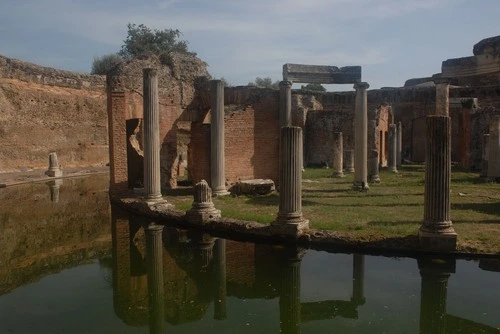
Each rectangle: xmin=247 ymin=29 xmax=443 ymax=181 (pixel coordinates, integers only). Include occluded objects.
xmin=0 ymin=176 xmax=499 ymax=333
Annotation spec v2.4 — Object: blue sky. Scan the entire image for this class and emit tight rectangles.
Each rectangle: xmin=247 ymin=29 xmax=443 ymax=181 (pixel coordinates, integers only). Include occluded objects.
xmin=1 ymin=0 xmax=499 ymax=89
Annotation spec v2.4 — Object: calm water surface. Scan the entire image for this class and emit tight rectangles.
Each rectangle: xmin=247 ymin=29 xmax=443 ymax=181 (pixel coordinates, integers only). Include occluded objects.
xmin=0 ymin=176 xmax=499 ymax=333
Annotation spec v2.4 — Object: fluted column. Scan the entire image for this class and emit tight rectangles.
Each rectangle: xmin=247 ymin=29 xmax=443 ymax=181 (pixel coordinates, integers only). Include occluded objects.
xmin=211 ymin=80 xmax=230 ymax=196
xmin=418 ymin=258 xmax=455 ymax=334
xmin=369 ymin=149 xmax=380 ymax=183
xmin=351 ymin=254 xmax=366 ymax=306
xmin=214 ymin=238 xmax=227 ymax=320
xmin=146 ymin=223 xmax=165 ymax=334
xmin=332 ymin=132 xmax=344 ymax=178
xmin=397 ymin=121 xmax=402 ymax=167
xmin=143 ymin=68 xmax=162 ymax=201
xmin=481 ymin=133 xmax=490 ymax=177
xmin=344 ymin=149 xmax=354 ymax=173
xmin=487 ymin=115 xmax=500 ymax=179
xmin=419 ymin=116 xmax=457 ymax=251
xmin=388 ymin=124 xmax=398 ymax=173
xmin=434 ymin=78 xmax=450 ymax=116
xmin=353 ymin=82 xmax=369 ymax=190
xmin=279 ymin=248 xmax=303 ymax=334
xmin=273 ymin=126 xmax=309 ymax=234
xmin=280 ymin=80 xmax=293 ymax=128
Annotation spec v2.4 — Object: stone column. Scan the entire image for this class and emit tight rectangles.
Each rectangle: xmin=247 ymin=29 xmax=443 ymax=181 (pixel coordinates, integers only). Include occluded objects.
xmin=418 ymin=258 xmax=455 ymax=334
xmin=351 ymin=254 xmax=366 ymax=306
xmin=143 ymin=69 xmax=162 ymax=201
xmin=419 ymin=116 xmax=457 ymax=251
xmin=344 ymin=149 xmax=355 ymax=173
xmin=214 ymin=238 xmax=227 ymax=320
xmin=273 ymin=126 xmax=309 ymax=234
xmin=145 ymin=223 xmax=165 ymax=334
xmin=332 ymin=132 xmax=344 ymax=178
xmin=45 ymin=152 xmax=63 ymax=177
xmin=353 ymin=82 xmax=369 ymax=190
xmin=434 ymin=78 xmax=450 ymax=116
xmin=487 ymin=115 xmax=500 ymax=180
xmin=397 ymin=121 xmax=402 ymax=167
xmin=279 ymin=248 xmax=303 ymax=334
xmin=369 ymin=149 xmax=380 ymax=183
xmin=280 ymin=80 xmax=293 ymax=128
xmin=47 ymin=179 xmax=63 ymax=203
xmin=211 ymin=80 xmax=230 ymax=196
xmin=186 ymin=180 xmax=221 ymax=223
xmin=481 ymin=133 xmax=490 ymax=178
xmin=388 ymin=124 xmax=398 ymax=173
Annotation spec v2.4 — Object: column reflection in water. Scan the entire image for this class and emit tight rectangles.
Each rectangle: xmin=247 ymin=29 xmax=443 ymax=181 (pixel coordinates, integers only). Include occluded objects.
xmin=351 ymin=254 xmax=366 ymax=306
xmin=145 ymin=223 xmax=165 ymax=334
xmin=418 ymin=257 xmax=455 ymax=334
xmin=46 ymin=179 xmax=63 ymax=203
xmin=213 ymin=238 xmax=227 ymax=320
xmin=279 ymin=247 xmax=304 ymax=334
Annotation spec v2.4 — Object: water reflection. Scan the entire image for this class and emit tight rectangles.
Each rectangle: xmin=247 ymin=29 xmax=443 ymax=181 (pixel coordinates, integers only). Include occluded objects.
xmin=111 ymin=206 xmax=500 ymax=333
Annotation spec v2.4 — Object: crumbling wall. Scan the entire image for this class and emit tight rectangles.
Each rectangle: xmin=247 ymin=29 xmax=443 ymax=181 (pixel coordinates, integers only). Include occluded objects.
xmin=0 ymin=54 xmax=107 ymax=172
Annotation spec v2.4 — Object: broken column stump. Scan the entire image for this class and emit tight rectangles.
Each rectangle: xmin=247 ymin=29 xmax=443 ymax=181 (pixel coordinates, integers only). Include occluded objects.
xmin=186 ymin=180 xmax=221 ymax=224
xmin=45 ymin=152 xmax=63 ymax=177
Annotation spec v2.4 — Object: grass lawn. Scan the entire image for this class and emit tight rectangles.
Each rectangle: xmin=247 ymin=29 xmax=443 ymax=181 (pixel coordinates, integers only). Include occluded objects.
xmin=167 ymin=165 xmax=500 ymax=254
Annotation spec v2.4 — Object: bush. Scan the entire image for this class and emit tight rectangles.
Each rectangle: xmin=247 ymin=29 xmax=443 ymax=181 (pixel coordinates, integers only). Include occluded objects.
xmin=91 ymin=53 xmax=123 ymax=75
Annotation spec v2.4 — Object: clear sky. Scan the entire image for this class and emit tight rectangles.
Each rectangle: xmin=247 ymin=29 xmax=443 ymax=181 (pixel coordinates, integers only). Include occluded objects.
xmin=1 ymin=0 xmax=499 ymax=90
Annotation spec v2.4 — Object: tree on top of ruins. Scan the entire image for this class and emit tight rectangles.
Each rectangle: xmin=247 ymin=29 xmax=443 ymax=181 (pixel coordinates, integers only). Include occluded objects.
xmin=248 ymin=77 xmax=280 ymax=89
xmin=119 ymin=23 xmax=194 ymax=59
xmin=300 ymin=83 xmax=326 ymax=92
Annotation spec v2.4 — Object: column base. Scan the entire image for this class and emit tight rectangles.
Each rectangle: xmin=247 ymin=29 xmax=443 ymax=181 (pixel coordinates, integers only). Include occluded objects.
xmin=369 ymin=175 xmax=381 ymax=183
xmin=45 ymin=169 xmax=63 ymax=177
xmin=186 ymin=207 xmax=221 ymax=224
xmin=333 ymin=172 xmax=345 ymax=178
xmin=352 ymin=181 xmax=369 ymax=191
xmin=144 ymin=197 xmax=173 ymax=211
xmin=271 ymin=217 xmax=309 ymax=236
xmin=388 ymin=167 xmax=398 ymax=173
xmin=212 ymin=188 xmax=231 ymax=197
xmin=345 ymin=168 xmax=355 ymax=173
xmin=418 ymin=226 xmax=457 ymax=251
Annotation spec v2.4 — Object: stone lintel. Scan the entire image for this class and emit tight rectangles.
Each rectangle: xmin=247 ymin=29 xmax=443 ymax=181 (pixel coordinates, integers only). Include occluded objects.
xmin=418 ymin=228 xmax=457 ymax=252
xmin=283 ymin=63 xmax=361 ymax=84
xmin=449 ymin=97 xmax=478 ymax=110
xmin=441 ymin=54 xmax=500 ymax=77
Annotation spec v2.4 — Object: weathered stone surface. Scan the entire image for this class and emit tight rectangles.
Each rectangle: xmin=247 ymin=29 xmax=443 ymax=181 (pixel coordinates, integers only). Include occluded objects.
xmin=388 ymin=124 xmax=398 ymax=173
xmin=473 ymin=35 xmax=500 ymax=56
xmin=237 ymin=179 xmax=275 ymax=195
xmin=45 ymin=152 xmax=63 ymax=177
xmin=344 ymin=149 xmax=354 ymax=173
xmin=279 ymin=81 xmax=292 ymax=128
xmin=481 ymin=133 xmax=489 ymax=177
xmin=487 ymin=115 xmax=500 ymax=179
xmin=332 ymin=132 xmax=344 ymax=178
xmin=442 ymin=54 xmax=500 ymax=78
xmin=368 ymin=149 xmax=380 ymax=183
xmin=283 ymin=63 xmax=361 ymax=84
xmin=353 ymin=82 xmax=369 ymax=190
xmin=186 ymin=180 xmax=221 ymax=223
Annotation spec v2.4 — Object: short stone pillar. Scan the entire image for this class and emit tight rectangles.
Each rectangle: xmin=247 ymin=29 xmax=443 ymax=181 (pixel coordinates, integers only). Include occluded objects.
xmin=45 ymin=152 xmax=63 ymax=177
xmin=481 ymin=133 xmax=490 ymax=178
xmin=344 ymin=149 xmax=355 ymax=173
xmin=273 ymin=126 xmax=309 ymax=234
xmin=186 ymin=180 xmax=221 ymax=223
xmin=332 ymin=132 xmax=344 ymax=178
xmin=434 ymin=78 xmax=450 ymax=116
xmin=278 ymin=248 xmax=304 ymax=334
xmin=214 ymin=238 xmax=227 ymax=320
xmin=351 ymin=254 xmax=366 ymax=306
xmin=143 ymin=68 xmax=162 ymax=201
xmin=353 ymin=82 xmax=370 ymax=190
xmin=419 ymin=116 xmax=457 ymax=251
xmin=47 ymin=179 xmax=63 ymax=203
xmin=397 ymin=121 xmax=402 ymax=167
xmin=487 ymin=115 xmax=500 ymax=180
xmin=210 ymin=80 xmax=230 ymax=196
xmin=145 ymin=223 xmax=165 ymax=334
xmin=280 ymin=80 xmax=293 ymax=128
xmin=368 ymin=149 xmax=380 ymax=183
xmin=418 ymin=258 xmax=455 ymax=334
xmin=388 ymin=124 xmax=398 ymax=173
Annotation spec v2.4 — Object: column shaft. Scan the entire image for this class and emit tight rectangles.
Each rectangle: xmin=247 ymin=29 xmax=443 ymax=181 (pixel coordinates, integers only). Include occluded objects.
xmin=353 ymin=82 xmax=369 ymax=190
xmin=214 ymin=238 xmax=227 ymax=320
xmin=279 ymin=255 xmax=302 ymax=334
xmin=388 ymin=124 xmax=398 ymax=172
xmin=146 ymin=223 xmax=165 ymax=334
xmin=143 ymin=69 xmax=162 ymax=200
xmin=280 ymin=81 xmax=293 ymax=128
xmin=397 ymin=121 xmax=402 ymax=167
xmin=487 ymin=115 xmax=500 ymax=179
xmin=435 ymin=81 xmax=449 ymax=116
xmin=332 ymin=132 xmax=344 ymax=178
xmin=481 ymin=133 xmax=489 ymax=177
xmin=211 ymin=80 xmax=229 ymax=196
xmin=344 ymin=149 xmax=354 ymax=173
xmin=369 ymin=149 xmax=380 ymax=183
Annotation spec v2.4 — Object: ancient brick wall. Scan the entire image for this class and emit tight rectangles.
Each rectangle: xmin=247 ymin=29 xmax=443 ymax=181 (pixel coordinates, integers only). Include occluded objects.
xmin=0 ymin=54 xmax=108 ymax=172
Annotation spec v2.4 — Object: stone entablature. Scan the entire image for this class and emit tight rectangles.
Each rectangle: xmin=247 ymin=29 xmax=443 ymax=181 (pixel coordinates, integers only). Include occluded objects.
xmin=283 ymin=63 xmax=361 ymax=84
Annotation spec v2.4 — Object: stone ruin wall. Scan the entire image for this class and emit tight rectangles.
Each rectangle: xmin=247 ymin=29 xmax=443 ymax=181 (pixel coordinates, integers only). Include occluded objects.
xmin=0 ymin=54 xmax=108 ymax=172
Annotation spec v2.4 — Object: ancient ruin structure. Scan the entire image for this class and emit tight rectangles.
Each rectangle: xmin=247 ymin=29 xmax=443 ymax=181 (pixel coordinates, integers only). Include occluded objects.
xmin=145 ymin=223 xmax=165 ymax=334
xmin=186 ymin=180 xmax=221 ymax=223
xmin=388 ymin=124 xmax=398 ymax=173
xmin=419 ymin=116 xmax=457 ymax=250
xmin=368 ymin=149 xmax=380 ymax=183
xmin=481 ymin=133 xmax=489 ymax=177
xmin=487 ymin=115 xmax=500 ymax=180
xmin=273 ymin=126 xmax=309 ymax=234
xmin=344 ymin=150 xmax=354 ymax=173
xmin=396 ymin=122 xmax=402 ymax=167
xmin=45 ymin=152 xmax=63 ymax=177
xmin=332 ymin=132 xmax=344 ymax=178
xmin=353 ymin=82 xmax=370 ymax=190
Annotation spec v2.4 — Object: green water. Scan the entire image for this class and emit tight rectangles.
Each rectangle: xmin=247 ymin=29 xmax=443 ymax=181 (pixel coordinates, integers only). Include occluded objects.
xmin=0 ymin=176 xmax=499 ymax=333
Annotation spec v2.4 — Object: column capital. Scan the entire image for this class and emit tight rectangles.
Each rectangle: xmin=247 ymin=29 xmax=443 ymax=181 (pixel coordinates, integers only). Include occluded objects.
xmin=279 ymin=80 xmax=293 ymax=88
xmin=143 ymin=67 xmax=158 ymax=76
xmin=146 ymin=223 xmax=164 ymax=234
xmin=354 ymin=81 xmax=370 ymax=90
xmin=433 ymin=77 xmax=451 ymax=85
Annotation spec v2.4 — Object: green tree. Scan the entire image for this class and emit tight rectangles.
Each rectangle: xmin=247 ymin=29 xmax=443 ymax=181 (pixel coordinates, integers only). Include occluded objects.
xmin=300 ymin=83 xmax=326 ymax=92
xmin=119 ymin=23 xmax=192 ymax=58
xmin=91 ymin=53 xmax=123 ymax=75
xmin=248 ymin=77 xmax=280 ymax=89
